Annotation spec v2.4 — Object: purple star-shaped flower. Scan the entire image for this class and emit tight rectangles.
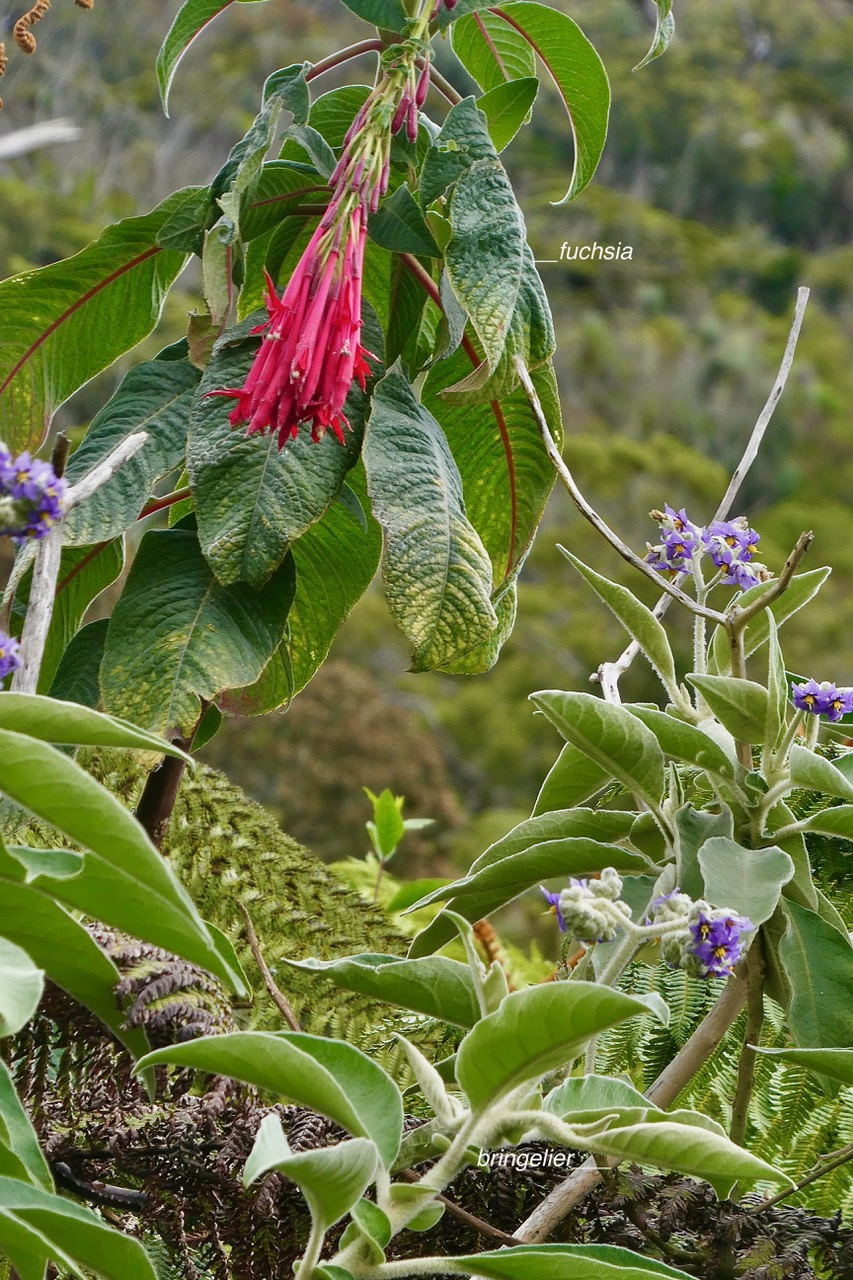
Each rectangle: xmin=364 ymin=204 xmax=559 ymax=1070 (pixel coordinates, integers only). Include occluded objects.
xmin=540 ymin=886 xmax=566 ymax=932
xmin=0 ymin=632 xmax=20 ymax=681
xmin=689 ymin=912 xmax=752 ymax=977
xmin=820 ymin=683 xmax=853 ymax=722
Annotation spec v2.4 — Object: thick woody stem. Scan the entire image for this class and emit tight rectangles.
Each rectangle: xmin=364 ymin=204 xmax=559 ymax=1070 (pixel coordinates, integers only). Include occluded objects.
xmin=729 ymin=944 xmax=765 ymax=1147
xmin=514 ymin=964 xmax=748 ymax=1240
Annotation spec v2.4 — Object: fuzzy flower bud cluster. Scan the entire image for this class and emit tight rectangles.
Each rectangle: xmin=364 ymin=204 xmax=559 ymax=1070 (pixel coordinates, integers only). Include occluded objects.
xmin=648 ymin=890 xmax=753 ymax=978
xmin=644 ymin=506 xmax=771 ymax=592
xmin=541 ymin=868 xmax=633 ymax=943
xmin=0 ymin=443 xmax=66 ymax=543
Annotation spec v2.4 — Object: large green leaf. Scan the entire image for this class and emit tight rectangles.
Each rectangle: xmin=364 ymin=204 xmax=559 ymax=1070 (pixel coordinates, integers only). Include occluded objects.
xmin=451 ymin=12 xmax=536 ymax=93
xmin=48 ymin=620 xmax=109 ymax=709
xmin=363 ymin=364 xmax=497 ymax=671
xmin=188 ymin=328 xmax=364 ymax=588
xmin=444 ymin=160 xmax=525 ymax=380
xmin=100 ymin=529 xmax=295 ymax=736
xmin=473 ymin=3 xmax=610 ymax=203
xmin=156 ymin=0 xmax=271 ymax=115
xmin=337 ymin=0 xmax=407 ymax=32
xmin=456 ymin=983 xmax=660 ymax=1113
xmin=634 ymin=0 xmax=676 ymax=71
xmin=779 ymin=900 xmax=853 ymax=1048
xmin=423 ymin=350 xmax=560 ymax=590
xmin=530 ymin=691 xmax=665 ymax=811
xmin=282 ymin=954 xmax=481 ymax=1027
xmin=239 ymin=161 xmax=330 ymax=242
xmin=244 ymin=1115 xmax=378 ymax=1230
xmin=0 ymin=939 xmax=42 ymax=1038
xmin=419 ymin=97 xmax=498 ymax=209
xmin=447 ymin=1244 xmax=693 ymax=1280
xmin=0 ymin=1061 xmax=52 ymax=1190
xmin=0 ymin=1176 xmax=156 ymax=1280
xmin=754 ymin=1047 xmax=853 ymax=1087
xmin=697 ymin=838 xmax=793 ymax=926
xmin=62 ymin=359 xmax=200 ymax=546
xmin=477 ymin=78 xmax=539 ymax=152
xmin=0 ymin=849 xmax=149 ymax=1060
xmin=687 ymin=674 xmax=769 ymax=744
xmin=137 ymin=1032 xmax=403 ymax=1168
xmin=12 ymin=540 xmax=124 ymax=694
xmin=368 ymin=185 xmax=442 ymax=257
xmin=0 ymin=729 xmax=243 ymax=993
xmin=288 ymin=477 xmax=383 ymax=695
xmin=0 ymin=191 xmax=195 ymax=452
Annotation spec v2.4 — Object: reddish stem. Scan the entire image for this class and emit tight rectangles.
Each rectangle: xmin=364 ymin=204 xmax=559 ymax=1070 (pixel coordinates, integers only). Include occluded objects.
xmin=306 ymin=39 xmax=386 ymax=82
xmin=138 ymin=487 xmax=191 ymax=519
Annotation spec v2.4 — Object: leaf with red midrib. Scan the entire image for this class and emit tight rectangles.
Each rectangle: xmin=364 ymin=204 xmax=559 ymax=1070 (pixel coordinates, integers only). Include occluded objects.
xmin=0 ymin=190 xmax=197 ymax=454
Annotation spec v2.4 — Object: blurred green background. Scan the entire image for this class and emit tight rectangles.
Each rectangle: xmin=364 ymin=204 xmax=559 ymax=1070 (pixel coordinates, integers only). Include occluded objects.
xmin=1 ymin=0 xmax=851 ymax=889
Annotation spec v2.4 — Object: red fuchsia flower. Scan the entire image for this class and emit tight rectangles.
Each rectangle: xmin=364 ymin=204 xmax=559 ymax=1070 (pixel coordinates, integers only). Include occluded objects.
xmin=212 ymin=207 xmax=376 ymax=448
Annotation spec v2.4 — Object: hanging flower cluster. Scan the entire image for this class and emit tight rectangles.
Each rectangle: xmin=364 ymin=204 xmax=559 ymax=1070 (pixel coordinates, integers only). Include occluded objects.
xmin=649 ymin=891 xmax=754 ymax=979
xmin=0 ymin=443 xmax=66 ymax=542
xmin=791 ymin=678 xmax=853 ymax=722
xmin=540 ymin=869 xmax=633 ymax=943
xmin=644 ymin=506 xmax=770 ymax=591
xmin=213 ymin=28 xmax=438 ymax=448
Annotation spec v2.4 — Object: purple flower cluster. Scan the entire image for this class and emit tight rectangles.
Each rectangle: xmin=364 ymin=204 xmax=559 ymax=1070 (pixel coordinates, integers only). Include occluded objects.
xmin=0 ymin=444 xmax=66 ymax=543
xmin=644 ymin=507 xmax=769 ymax=591
xmin=0 ymin=632 xmax=20 ymax=681
xmin=688 ymin=911 xmax=752 ymax=978
xmin=792 ymin=678 xmax=853 ymax=722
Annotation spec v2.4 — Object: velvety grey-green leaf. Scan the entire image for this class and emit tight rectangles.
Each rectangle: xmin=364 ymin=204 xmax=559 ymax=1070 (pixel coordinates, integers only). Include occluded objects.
xmin=244 ymin=1115 xmax=378 ymax=1230
xmin=0 ymin=939 xmax=42 ymax=1038
xmin=674 ymin=804 xmax=735 ymax=900
xmin=0 ymin=729 xmax=243 ymax=993
xmin=0 ymin=1175 xmax=157 ymax=1280
xmin=798 ymin=804 xmax=853 ymax=839
xmin=100 ymin=530 xmax=294 ymax=737
xmin=0 ymin=1060 xmax=52 ymax=1190
xmin=137 ymin=1032 xmax=403 ymax=1168
xmin=626 ymin=707 xmax=736 ymax=779
xmin=450 ymin=11 xmax=536 ymax=92
xmin=687 ymin=674 xmax=768 ymax=744
xmin=448 ymin=1243 xmax=694 ymax=1280
xmin=530 ymin=691 xmax=665 ymax=810
xmin=532 ymin=743 xmax=610 ymax=816
xmin=282 ymin=954 xmax=480 ymax=1027
xmin=62 ymin=360 xmax=199 ymax=545
xmin=544 ymin=1074 xmax=659 ymax=1119
xmin=364 ymin=365 xmax=497 ymax=671
xmin=445 ymin=159 xmax=525 ymax=377
xmin=477 ymin=77 xmax=539 ymax=152
xmin=788 ymin=745 xmax=853 ymax=801
xmin=708 ymin=568 xmax=831 ymax=675
xmin=456 ymin=983 xmax=660 ymax=1113
xmin=0 ymin=191 xmax=194 ymax=453
xmin=779 ymin=900 xmax=853 ymax=1048
xmin=697 ymin=838 xmax=793 ymax=926
xmin=0 ymin=694 xmax=190 ymax=758
xmin=189 ymin=331 xmax=364 ymax=588
xmin=0 ymin=854 xmax=148 ymax=1060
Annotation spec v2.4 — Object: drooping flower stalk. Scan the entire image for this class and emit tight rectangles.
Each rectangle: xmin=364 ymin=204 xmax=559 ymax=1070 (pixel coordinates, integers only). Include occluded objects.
xmin=216 ymin=4 xmax=437 ymax=448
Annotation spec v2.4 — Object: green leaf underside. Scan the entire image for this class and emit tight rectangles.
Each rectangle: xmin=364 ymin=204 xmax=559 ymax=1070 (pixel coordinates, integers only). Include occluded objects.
xmin=62 ymin=359 xmax=200 ymax=546
xmin=456 ymin=983 xmax=661 ymax=1112
xmin=634 ymin=0 xmax=675 ymax=72
xmin=156 ymin=0 xmax=271 ymax=114
xmin=189 ymin=329 xmax=364 ymax=588
xmin=755 ymin=1047 xmax=853 ymax=1087
xmin=0 ymin=191 xmax=194 ymax=453
xmin=780 ymin=900 xmax=853 ymax=1048
xmin=0 ymin=1175 xmax=157 ymax=1280
xmin=687 ymin=674 xmax=769 ymax=744
xmin=100 ymin=529 xmax=295 ymax=737
xmin=697 ymin=838 xmax=793 ymax=926
xmin=476 ymin=78 xmax=539 ymax=152
xmin=0 ymin=1060 xmax=52 ymax=1190
xmin=0 ymin=730 xmax=241 ymax=992
xmin=364 ymin=365 xmax=497 ymax=671
xmin=451 ymin=12 xmax=536 ymax=93
xmin=0 ymin=853 xmax=149 ymax=1059
xmin=137 ymin=1032 xmax=403 ymax=1168
xmin=484 ymin=3 xmax=610 ymax=203
xmin=282 ymin=954 xmax=481 ymax=1027
xmin=449 ymin=1243 xmax=694 ymax=1279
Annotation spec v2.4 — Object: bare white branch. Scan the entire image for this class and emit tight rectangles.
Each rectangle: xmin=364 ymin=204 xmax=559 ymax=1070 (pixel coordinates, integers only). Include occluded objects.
xmin=65 ymin=432 xmax=149 ymax=510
